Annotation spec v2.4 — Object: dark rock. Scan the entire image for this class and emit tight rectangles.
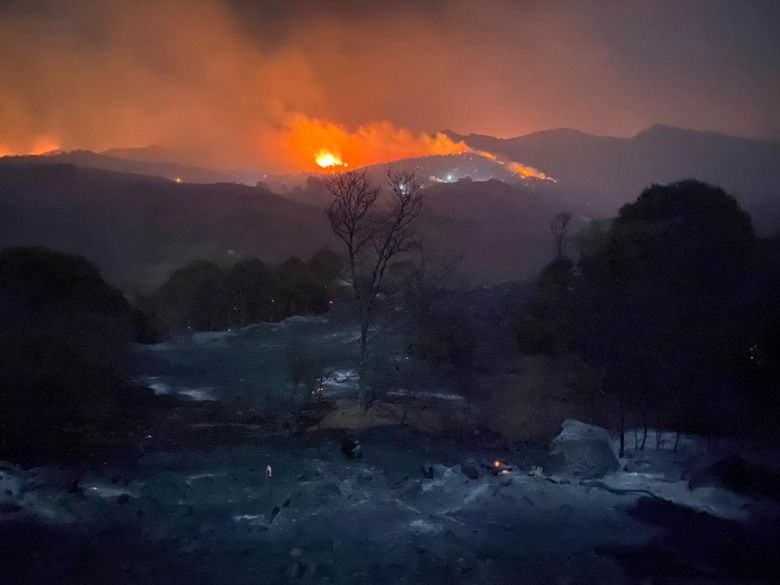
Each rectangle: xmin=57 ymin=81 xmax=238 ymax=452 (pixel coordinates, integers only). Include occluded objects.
xmin=543 ymin=419 xmax=619 ymax=479
xmin=420 ymin=463 xmax=434 ymax=479
xmin=341 ymin=433 xmax=362 ymax=459
xmin=689 ymin=454 xmax=780 ymax=500
xmin=269 ymin=506 xmax=280 ymax=524
xmin=461 ymin=462 xmax=480 ymax=480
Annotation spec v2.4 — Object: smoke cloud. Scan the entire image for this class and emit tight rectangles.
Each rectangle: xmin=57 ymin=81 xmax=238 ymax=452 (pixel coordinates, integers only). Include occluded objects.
xmin=1 ymin=0 xmax=777 ymax=170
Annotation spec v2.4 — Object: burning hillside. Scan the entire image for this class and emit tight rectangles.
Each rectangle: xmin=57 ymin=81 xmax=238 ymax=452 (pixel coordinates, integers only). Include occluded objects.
xmin=278 ymin=113 xmax=554 ymax=182
xmin=1 ymin=113 xmax=553 ymax=184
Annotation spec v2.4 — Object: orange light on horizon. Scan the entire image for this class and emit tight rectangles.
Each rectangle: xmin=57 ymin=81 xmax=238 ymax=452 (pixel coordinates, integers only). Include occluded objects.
xmin=0 ymin=136 xmax=61 ymax=157
xmin=315 ymin=149 xmax=346 ymax=169
xmin=30 ymin=136 xmax=61 ymax=155
xmin=276 ymin=113 xmax=555 ymax=182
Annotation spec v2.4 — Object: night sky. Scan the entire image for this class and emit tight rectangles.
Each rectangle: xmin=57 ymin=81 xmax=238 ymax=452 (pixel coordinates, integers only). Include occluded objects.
xmin=0 ymin=0 xmax=778 ymax=169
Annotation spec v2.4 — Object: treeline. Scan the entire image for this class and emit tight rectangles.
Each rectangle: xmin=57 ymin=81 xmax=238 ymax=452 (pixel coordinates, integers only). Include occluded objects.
xmin=0 ymin=245 xmax=344 ymax=460
xmin=0 ymin=247 xmax=158 ymax=460
xmin=517 ymin=180 xmax=780 ymax=450
xmin=142 ymin=248 xmax=342 ymax=332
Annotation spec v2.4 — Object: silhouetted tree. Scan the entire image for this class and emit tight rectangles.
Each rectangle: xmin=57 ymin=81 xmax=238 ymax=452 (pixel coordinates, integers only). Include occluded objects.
xmin=572 ymin=180 xmax=755 ymax=453
xmin=307 ymin=248 xmax=343 ymax=287
xmin=149 ymin=260 xmax=225 ymax=330
xmin=0 ymin=247 xmax=152 ymax=459
xmin=550 ymin=212 xmax=573 ymax=260
xmin=326 ymin=169 xmax=424 ymax=406
xmin=516 ymin=258 xmax=576 ymax=355
xmin=274 ymin=257 xmax=328 ymax=317
xmin=222 ymin=258 xmax=273 ymax=325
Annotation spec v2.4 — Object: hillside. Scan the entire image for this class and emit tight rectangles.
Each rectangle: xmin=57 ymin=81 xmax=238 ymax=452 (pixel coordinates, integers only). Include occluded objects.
xmin=0 ymin=163 xmax=574 ymax=288
xmin=0 ymin=150 xmax=227 ymax=184
xmin=0 ymin=164 xmax=332 ymax=290
xmin=420 ymin=179 xmax=587 ymax=282
xmin=447 ymin=125 xmax=780 ymax=234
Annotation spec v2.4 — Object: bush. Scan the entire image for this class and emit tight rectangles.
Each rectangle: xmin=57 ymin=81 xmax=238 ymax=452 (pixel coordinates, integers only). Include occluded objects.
xmin=0 ymin=247 xmax=150 ymax=460
xmin=146 ymin=253 xmax=331 ymax=332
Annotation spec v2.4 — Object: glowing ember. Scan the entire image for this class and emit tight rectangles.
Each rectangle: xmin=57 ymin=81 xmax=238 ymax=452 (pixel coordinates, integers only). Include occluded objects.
xmin=315 ymin=149 xmax=346 ymax=169
xmin=493 ymin=459 xmax=501 ymax=468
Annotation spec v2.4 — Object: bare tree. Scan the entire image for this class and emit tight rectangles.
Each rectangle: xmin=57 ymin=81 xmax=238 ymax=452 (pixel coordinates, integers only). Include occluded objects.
xmin=550 ymin=212 xmax=573 ymax=260
xmin=326 ymin=168 xmax=424 ymax=406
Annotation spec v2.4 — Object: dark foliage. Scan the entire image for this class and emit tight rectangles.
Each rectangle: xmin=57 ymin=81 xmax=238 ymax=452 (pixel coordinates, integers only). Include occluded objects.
xmin=516 ymin=258 xmax=575 ymax=355
xmin=517 ymin=181 xmax=779 ymax=441
xmin=306 ymin=248 xmax=342 ymax=287
xmin=0 ymin=247 xmax=155 ymax=460
xmin=144 ymin=249 xmax=336 ymax=332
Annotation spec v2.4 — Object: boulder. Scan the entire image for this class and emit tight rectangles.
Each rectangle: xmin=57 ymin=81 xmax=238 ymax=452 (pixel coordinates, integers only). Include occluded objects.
xmin=689 ymin=453 xmax=780 ymax=500
xmin=461 ymin=462 xmax=480 ymax=480
xmin=543 ymin=419 xmax=619 ymax=478
xmin=341 ymin=434 xmax=362 ymax=459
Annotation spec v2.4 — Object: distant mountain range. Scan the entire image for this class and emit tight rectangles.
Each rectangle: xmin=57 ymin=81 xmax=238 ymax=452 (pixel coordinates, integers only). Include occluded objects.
xmin=0 ymin=124 xmax=777 ymax=289
xmin=0 ymin=149 xmax=228 ymax=184
xmin=446 ymin=125 xmax=780 ymax=234
xmin=0 ymin=164 xmax=332 ymax=290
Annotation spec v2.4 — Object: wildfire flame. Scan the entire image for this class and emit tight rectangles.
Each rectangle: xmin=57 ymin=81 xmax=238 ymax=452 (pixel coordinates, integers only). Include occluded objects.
xmin=315 ymin=149 xmax=346 ymax=169
xmin=278 ymin=114 xmax=554 ymax=182
xmin=0 ymin=135 xmax=61 ymax=157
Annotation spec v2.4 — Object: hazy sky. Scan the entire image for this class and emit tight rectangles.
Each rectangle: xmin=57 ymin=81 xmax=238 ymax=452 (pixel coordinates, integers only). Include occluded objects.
xmin=0 ymin=0 xmax=778 ymax=169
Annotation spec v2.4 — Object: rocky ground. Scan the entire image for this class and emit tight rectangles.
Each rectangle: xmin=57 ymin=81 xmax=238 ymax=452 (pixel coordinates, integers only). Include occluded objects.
xmin=2 ymin=423 xmax=779 ymax=585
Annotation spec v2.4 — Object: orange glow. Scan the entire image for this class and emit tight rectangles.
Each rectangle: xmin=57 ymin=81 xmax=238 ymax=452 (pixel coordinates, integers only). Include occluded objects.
xmin=505 ymin=161 xmax=551 ymax=181
xmin=30 ymin=136 xmax=61 ymax=155
xmin=315 ymin=149 xmax=346 ymax=168
xmin=275 ymin=113 xmax=553 ymax=181
xmin=276 ymin=114 xmax=468 ymax=172
xmin=493 ymin=459 xmax=501 ymax=468
xmin=0 ymin=136 xmax=61 ymax=157
xmin=474 ymin=148 xmax=554 ymax=182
